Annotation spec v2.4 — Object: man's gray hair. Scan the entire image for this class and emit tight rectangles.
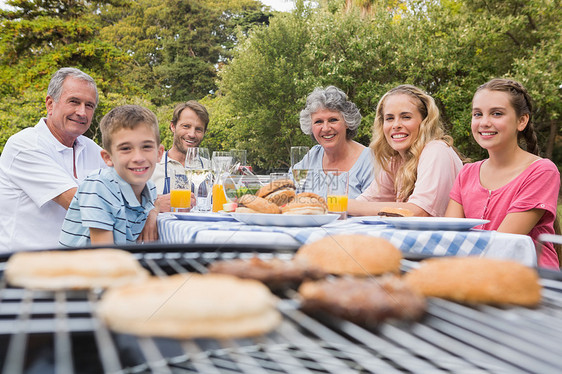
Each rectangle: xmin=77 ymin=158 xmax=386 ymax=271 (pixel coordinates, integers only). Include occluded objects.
xmin=47 ymin=67 xmax=99 ymax=106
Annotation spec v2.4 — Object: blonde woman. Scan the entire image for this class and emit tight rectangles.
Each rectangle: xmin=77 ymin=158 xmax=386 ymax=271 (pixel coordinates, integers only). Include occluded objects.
xmin=348 ymin=85 xmax=463 ymax=217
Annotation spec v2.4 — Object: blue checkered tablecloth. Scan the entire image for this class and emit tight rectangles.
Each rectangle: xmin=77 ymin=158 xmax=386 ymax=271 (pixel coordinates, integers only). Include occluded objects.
xmin=157 ymin=214 xmax=536 ymax=265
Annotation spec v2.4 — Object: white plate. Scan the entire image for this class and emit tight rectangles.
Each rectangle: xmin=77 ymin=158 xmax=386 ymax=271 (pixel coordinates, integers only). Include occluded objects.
xmin=230 ymin=213 xmax=340 ymax=227
xmin=173 ymin=212 xmax=237 ymax=222
xmin=361 ymin=217 xmax=489 ymax=231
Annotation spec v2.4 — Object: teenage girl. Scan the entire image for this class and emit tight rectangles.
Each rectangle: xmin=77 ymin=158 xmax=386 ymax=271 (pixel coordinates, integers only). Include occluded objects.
xmin=446 ymin=78 xmax=560 ymax=269
xmin=348 ymin=84 xmax=463 ymax=217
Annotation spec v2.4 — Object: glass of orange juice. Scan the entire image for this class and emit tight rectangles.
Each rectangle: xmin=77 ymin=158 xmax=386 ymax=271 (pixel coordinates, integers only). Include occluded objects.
xmin=170 ymin=172 xmax=191 ymax=212
xmin=211 ymin=183 xmax=228 ymax=212
xmin=326 ymin=171 xmax=349 ymax=220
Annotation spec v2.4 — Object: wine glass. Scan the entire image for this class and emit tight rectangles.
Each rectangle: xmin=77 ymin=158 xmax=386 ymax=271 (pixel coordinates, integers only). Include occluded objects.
xmin=185 ymin=147 xmax=211 ymax=212
xmin=212 ymin=151 xmax=233 ymax=178
xmin=229 ymin=149 xmax=247 ymax=174
xmin=290 ymin=146 xmax=310 ymax=193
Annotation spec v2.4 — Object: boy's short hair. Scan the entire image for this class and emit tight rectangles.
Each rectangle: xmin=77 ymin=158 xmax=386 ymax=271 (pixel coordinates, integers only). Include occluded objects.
xmin=100 ymin=105 xmax=160 ymax=151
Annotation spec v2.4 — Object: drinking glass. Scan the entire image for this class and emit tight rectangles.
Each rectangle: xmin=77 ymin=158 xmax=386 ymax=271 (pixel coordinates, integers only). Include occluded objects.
xmin=326 ymin=170 xmax=349 ymax=220
xmin=270 ymin=172 xmax=288 ymax=182
xmin=290 ymin=146 xmax=310 ymax=193
xmin=170 ymin=170 xmax=191 ymax=213
xmin=230 ymin=149 xmax=247 ymax=173
xmin=211 ymin=151 xmax=233 ymax=212
xmin=185 ymin=147 xmax=211 ymax=212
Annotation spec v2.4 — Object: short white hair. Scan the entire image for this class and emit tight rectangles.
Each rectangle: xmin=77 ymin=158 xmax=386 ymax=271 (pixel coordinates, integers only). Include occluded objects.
xmin=299 ymin=86 xmax=361 ymax=140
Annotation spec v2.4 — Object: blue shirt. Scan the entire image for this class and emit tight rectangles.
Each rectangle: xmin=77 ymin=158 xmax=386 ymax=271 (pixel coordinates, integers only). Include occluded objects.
xmin=59 ymin=167 xmax=157 ymax=247
xmin=293 ymin=145 xmax=375 ymax=198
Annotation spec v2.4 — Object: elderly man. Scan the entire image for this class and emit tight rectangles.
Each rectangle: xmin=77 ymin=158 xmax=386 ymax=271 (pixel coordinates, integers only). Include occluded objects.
xmin=151 ymin=101 xmax=209 ymax=211
xmin=0 ymin=67 xmax=107 ymax=252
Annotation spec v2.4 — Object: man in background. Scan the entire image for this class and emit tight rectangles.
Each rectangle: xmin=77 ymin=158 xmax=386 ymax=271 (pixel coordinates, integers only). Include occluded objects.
xmin=151 ymin=100 xmax=209 ymax=211
xmin=0 ymin=67 xmax=107 ymax=252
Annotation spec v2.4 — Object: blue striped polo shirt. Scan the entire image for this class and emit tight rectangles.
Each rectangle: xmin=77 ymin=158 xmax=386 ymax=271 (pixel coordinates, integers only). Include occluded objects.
xmin=59 ymin=167 xmax=157 ymax=247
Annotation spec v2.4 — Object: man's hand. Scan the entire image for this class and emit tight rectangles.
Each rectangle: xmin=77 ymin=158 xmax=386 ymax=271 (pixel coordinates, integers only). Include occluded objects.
xmin=156 ymin=194 xmax=171 ymax=212
xmin=137 ymin=209 xmax=159 ymax=243
xmin=157 ymin=192 xmax=196 ymax=212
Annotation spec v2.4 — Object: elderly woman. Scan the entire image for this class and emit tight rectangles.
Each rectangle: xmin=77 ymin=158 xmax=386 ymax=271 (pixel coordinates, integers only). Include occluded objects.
xmin=293 ymin=86 xmax=375 ymax=198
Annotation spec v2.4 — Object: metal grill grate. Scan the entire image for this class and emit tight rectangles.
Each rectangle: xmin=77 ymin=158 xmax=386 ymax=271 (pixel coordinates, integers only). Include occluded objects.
xmin=1 ymin=244 xmax=561 ymax=374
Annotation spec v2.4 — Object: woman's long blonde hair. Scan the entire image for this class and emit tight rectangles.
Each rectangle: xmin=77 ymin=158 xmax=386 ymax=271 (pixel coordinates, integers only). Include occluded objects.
xmin=370 ymin=85 xmax=453 ymax=200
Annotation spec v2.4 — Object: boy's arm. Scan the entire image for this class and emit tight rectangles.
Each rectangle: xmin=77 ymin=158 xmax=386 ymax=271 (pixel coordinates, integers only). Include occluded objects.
xmin=137 ymin=209 xmax=159 ymax=243
xmin=89 ymin=228 xmax=115 ymax=245
xmin=53 ymin=187 xmax=77 ymax=210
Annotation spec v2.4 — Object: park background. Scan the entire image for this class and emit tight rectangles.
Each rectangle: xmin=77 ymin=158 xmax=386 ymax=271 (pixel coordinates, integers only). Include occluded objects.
xmin=0 ymin=0 xmax=560 ymax=179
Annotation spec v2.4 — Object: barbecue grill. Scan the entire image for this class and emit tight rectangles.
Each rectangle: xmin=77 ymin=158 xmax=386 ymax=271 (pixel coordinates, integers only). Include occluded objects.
xmin=1 ymin=243 xmax=561 ymax=374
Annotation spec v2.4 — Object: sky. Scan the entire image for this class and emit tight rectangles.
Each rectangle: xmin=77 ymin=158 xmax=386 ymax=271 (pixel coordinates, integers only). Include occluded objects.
xmin=0 ymin=0 xmax=296 ymax=12
xmin=261 ymin=0 xmax=295 ymax=12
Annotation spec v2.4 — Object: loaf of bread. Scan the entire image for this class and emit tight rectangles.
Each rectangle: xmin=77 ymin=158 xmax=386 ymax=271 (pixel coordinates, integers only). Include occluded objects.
xmin=236 ymin=194 xmax=281 ymax=214
xmin=257 ymin=179 xmax=296 ymax=206
xmin=281 ymin=192 xmax=327 ymax=215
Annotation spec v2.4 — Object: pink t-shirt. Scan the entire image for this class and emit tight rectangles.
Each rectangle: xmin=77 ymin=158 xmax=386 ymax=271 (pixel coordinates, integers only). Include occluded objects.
xmin=449 ymin=158 xmax=560 ymax=269
xmin=358 ymin=140 xmax=463 ymax=217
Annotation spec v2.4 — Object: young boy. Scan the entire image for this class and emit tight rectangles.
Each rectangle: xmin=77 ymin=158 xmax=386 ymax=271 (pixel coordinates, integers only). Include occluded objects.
xmin=59 ymin=105 xmax=164 ymax=247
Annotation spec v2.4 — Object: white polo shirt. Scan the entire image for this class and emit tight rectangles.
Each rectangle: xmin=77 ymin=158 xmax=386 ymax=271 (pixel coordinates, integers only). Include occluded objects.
xmin=0 ymin=119 xmax=106 ymax=252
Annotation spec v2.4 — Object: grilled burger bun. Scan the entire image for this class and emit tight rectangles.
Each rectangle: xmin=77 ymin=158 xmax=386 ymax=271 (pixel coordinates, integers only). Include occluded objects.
xmin=97 ymin=273 xmax=281 ymax=339
xmin=404 ymin=257 xmax=542 ymax=306
xmin=295 ymin=234 xmax=402 ymax=276
xmin=257 ymin=179 xmax=296 ymax=206
xmin=236 ymin=194 xmax=281 ymax=214
xmin=5 ymin=249 xmax=149 ymax=290
xmin=377 ymin=207 xmax=414 ymax=217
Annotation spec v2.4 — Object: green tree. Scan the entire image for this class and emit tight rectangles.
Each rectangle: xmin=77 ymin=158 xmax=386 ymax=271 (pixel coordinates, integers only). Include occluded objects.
xmin=210 ymin=3 xmax=315 ymax=171
xmin=99 ymin=0 xmax=273 ymax=105
xmin=0 ymin=0 xmax=139 ymax=150
xmin=209 ymin=0 xmax=561 ymax=170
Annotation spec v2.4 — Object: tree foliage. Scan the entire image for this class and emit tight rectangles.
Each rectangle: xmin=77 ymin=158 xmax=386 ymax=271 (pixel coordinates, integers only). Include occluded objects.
xmin=207 ymin=0 xmax=561 ymax=171
xmin=99 ymin=0 xmax=272 ymax=105
xmin=0 ymin=0 xmax=139 ymax=148
xmin=0 ymin=0 xmax=560 ymax=172
xmin=0 ymin=0 xmax=273 ymax=151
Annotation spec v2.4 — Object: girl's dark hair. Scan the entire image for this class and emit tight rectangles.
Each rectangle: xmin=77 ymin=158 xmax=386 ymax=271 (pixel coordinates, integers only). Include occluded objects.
xmin=477 ymin=79 xmax=560 ymax=266
xmin=475 ymin=78 xmax=539 ymax=155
